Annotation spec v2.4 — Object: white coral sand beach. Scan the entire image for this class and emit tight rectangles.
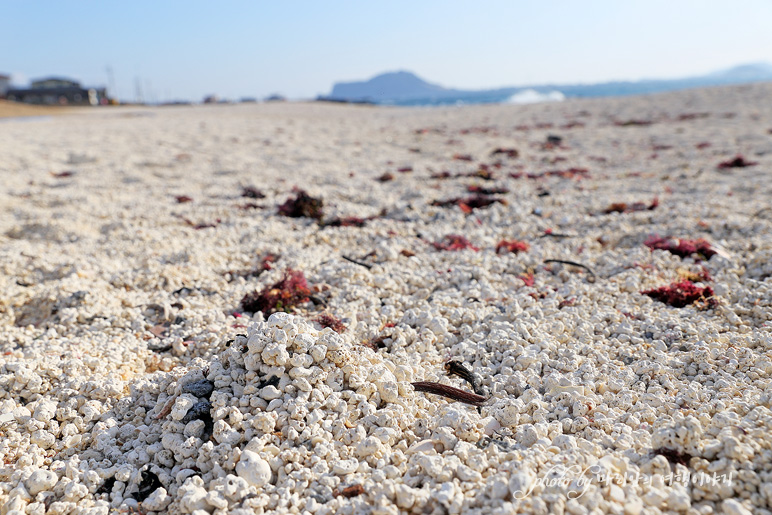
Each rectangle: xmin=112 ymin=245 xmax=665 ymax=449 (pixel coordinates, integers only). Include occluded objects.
xmin=1 ymin=83 xmax=772 ymax=514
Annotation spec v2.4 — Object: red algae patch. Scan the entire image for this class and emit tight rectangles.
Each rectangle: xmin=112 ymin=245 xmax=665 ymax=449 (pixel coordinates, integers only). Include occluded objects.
xmin=490 ymin=148 xmax=519 ymax=159
xmin=718 ymin=155 xmax=758 ymax=169
xmin=467 ymin=185 xmax=509 ymax=195
xmin=240 ymin=186 xmax=266 ymax=199
xmin=376 ymin=172 xmax=394 ymax=182
xmin=520 ymin=272 xmax=535 ymax=287
xmin=641 ymin=280 xmax=715 ymax=308
xmin=240 ymin=269 xmax=311 ymax=315
xmin=322 ymin=216 xmax=368 ymax=228
xmin=604 ymin=197 xmax=659 ymax=214
xmin=432 ymin=194 xmax=505 ymax=213
xmin=278 ymin=189 xmax=324 ymax=219
xmin=314 ymin=313 xmax=347 ymax=333
xmin=432 ymin=234 xmax=479 ymax=252
xmin=495 ymin=239 xmax=530 ymax=254
xmin=645 ymin=236 xmax=717 ymax=260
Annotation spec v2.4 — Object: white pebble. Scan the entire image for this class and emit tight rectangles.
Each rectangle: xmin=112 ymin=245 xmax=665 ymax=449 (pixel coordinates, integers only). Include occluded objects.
xmin=235 ymin=450 xmax=272 ymax=487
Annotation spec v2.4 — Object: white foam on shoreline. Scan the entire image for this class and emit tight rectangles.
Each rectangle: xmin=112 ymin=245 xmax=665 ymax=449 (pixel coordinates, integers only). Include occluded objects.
xmin=506 ymin=89 xmax=565 ymax=104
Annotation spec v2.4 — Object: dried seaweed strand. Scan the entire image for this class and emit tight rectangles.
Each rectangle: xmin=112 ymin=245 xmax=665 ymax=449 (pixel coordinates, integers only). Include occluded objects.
xmin=445 ymin=360 xmax=485 ymax=396
xmin=342 ymin=255 xmax=373 ymax=269
xmin=539 ymin=232 xmax=575 ymax=239
xmin=411 ymin=381 xmax=489 ymax=406
xmin=544 ymin=259 xmax=596 ymax=277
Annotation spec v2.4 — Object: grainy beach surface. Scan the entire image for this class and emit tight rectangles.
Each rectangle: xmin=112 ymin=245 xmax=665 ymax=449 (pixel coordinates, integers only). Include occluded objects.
xmin=1 ymin=83 xmax=772 ymax=514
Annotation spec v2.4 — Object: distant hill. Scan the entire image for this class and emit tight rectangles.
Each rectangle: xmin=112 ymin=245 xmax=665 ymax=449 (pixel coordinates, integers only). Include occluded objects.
xmin=322 ymin=63 xmax=772 ymax=105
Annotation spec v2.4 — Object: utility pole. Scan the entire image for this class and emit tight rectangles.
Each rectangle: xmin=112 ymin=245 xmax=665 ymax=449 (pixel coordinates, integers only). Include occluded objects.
xmin=106 ymin=66 xmax=116 ymax=101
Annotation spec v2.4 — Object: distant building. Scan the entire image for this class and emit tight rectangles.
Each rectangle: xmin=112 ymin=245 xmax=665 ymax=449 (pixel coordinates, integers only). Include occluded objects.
xmin=0 ymin=74 xmax=10 ymax=97
xmin=6 ymin=76 xmax=109 ymax=105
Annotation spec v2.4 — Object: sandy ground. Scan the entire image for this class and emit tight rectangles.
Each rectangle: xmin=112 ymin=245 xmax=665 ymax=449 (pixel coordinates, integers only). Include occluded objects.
xmin=0 ymin=100 xmax=83 ymax=119
xmin=1 ymin=83 xmax=772 ymax=514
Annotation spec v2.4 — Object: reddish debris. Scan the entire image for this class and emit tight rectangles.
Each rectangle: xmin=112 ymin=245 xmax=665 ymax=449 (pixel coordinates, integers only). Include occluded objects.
xmin=653 ymin=447 xmax=694 ymax=467
xmin=558 ymin=297 xmax=577 ymax=309
xmin=644 ymin=236 xmax=717 ymax=260
xmin=459 ymin=126 xmax=495 ymax=135
xmin=414 ymin=127 xmax=444 ymax=135
xmin=430 ymin=171 xmax=452 ymax=179
xmin=474 ymin=168 xmax=496 ymax=180
xmin=334 ymin=484 xmax=365 ymax=498
xmin=180 ymin=216 xmax=220 ymax=229
xmin=241 ymin=186 xmax=266 ymax=199
xmin=614 ymin=119 xmax=654 ymax=127
xmin=225 ymin=253 xmax=277 ymax=281
xmin=677 ymin=266 xmax=712 ymax=283
xmin=718 ymin=155 xmax=758 ymax=169
xmin=695 ymin=142 xmax=712 ymax=149
xmin=432 ymin=195 xmax=505 ymax=213
xmin=315 ymin=314 xmax=347 ymax=333
xmin=278 ymin=190 xmax=323 ymax=220
xmin=400 ymin=249 xmax=416 ymax=257
xmin=362 ymin=336 xmax=386 ymax=351
xmin=490 ymin=148 xmax=519 ymax=159
xmin=546 ymin=167 xmax=589 ymax=179
xmin=676 ymin=113 xmax=709 ymax=121
xmin=604 ymin=197 xmax=659 ymax=214
xmin=452 ymin=154 xmax=474 ymax=161
xmin=520 ymin=272 xmax=535 ymax=287
xmin=323 ymin=216 xmax=368 ymax=228
xmin=432 ymin=234 xmax=479 ymax=252
xmin=52 ymin=171 xmax=75 ymax=178
xmin=237 ymin=202 xmax=262 ymax=210
xmin=641 ymin=280 xmax=715 ymax=308
xmin=397 ymin=166 xmax=413 ymax=173
xmin=240 ymin=269 xmax=311 ymax=314
xmin=175 ymin=195 xmax=194 ymax=203
xmin=513 ymin=168 xmax=590 ymax=180
xmin=259 ymin=253 xmax=277 ymax=272
xmin=495 ymin=239 xmax=530 ymax=254
xmin=467 ymin=185 xmax=510 ymax=195
xmin=376 ymin=172 xmax=394 ymax=182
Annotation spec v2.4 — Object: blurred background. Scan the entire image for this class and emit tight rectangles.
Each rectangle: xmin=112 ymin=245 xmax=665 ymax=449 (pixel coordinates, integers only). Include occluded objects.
xmin=2 ymin=0 xmax=772 ymax=105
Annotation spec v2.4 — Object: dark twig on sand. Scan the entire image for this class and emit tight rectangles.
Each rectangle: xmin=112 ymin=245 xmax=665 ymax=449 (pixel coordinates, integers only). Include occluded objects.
xmin=539 ymin=232 xmax=576 ymax=239
xmin=411 ymin=381 xmax=489 ymax=406
xmin=342 ymin=255 xmax=372 ymax=269
xmin=544 ymin=259 xmax=596 ymax=278
xmin=445 ymin=360 xmax=485 ymax=396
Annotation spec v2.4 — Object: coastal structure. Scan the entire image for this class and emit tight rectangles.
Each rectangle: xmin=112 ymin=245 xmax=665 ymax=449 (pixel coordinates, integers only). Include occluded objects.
xmin=5 ymin=77 xmax=108 ymax=105
xmin=0 ymin=73 xmax=10 ymax=97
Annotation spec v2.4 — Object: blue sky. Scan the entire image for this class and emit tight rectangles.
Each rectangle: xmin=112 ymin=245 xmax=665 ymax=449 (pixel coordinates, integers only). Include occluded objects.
xmin=3 ymin=1 xmax=772 ymax=102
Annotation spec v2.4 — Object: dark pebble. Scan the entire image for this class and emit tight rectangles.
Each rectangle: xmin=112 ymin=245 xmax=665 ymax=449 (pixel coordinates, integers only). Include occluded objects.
xmin=134 ymin=469 xmax=163 ymax=503
xmin=181 ymin=379 xmax=214 ymax=398
xmin=182 ymin=400 xmax=212 ymax=423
